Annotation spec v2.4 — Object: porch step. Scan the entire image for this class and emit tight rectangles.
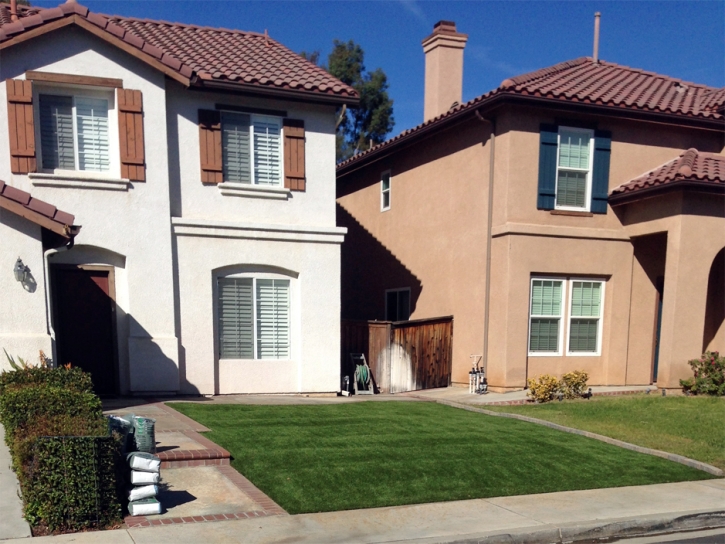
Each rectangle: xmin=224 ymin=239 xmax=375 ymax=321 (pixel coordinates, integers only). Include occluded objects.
xmin=155 ymin=430 xmax=230 ymax=468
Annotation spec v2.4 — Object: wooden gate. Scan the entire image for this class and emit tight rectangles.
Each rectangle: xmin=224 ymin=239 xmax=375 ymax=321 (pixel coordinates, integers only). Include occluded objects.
xmin=341 ymin=317 xmax=453 ymax=393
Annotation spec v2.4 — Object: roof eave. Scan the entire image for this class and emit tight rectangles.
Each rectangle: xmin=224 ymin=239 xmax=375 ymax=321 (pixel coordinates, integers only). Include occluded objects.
xmin=609 ymin=180 xmax=725 ymax=206
xmin=0 ymin=194 xmax=81 ymax=239
xmin=194 ymin=79 xmax=359 ymax=107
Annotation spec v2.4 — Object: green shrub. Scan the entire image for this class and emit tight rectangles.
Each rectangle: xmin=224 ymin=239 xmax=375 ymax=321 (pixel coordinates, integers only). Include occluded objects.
xmin=561 ymin=370 xmax=589 ymax=399
xmin=681 ymin=351 xmax=725 ymax=396
xmin=527 ymin=374 xmax=561 ymax=403
xmin=0 ymin=386 xmax=102 ymax=436
xmin=0 ymin=364 xmax=94 ymax=396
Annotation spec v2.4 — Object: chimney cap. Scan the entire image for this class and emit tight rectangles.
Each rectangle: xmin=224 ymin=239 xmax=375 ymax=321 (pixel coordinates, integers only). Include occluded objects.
xmin=422 ymin=20 xmax=468 ymax=47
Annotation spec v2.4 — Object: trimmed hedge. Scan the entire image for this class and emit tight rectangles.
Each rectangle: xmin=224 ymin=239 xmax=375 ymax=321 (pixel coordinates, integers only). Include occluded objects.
xmin=0 ymin=365 xmax=122 ymax=533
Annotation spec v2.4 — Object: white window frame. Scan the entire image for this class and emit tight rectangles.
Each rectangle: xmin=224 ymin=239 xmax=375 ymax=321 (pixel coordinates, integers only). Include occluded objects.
xmin=527 ymin=277 xmax=566 ymax=357
xmin=385 ymin=287 xmax=410 ymax=321
xmin=380 ymin=170 xmax=391 ymax=211
xmin=217 ymin=272 xmax=292 ymax=361
xmin=554 ymin=127 xmax=594 ymax=212
xmin=221 ymin=111 xmax=283 ymax=186
xmin=34 ymin=85 xmax=119 ymax=178
xmin=566 ymin=278 xmax=605 ymax=357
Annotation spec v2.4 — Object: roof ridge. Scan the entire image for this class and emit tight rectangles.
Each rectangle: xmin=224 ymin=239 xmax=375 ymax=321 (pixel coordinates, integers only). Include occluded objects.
xmin=105 ymin=13 xmax=267 ymax=39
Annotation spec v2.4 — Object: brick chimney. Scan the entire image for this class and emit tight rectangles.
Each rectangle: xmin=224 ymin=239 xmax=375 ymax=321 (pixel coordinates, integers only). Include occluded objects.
xmin=422 ymin=21 xmax=468 ymax=121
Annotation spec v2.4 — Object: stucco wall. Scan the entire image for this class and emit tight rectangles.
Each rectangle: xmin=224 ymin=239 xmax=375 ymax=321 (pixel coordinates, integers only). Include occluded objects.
xmin=0 ymin=26 xmax=179 ymax=392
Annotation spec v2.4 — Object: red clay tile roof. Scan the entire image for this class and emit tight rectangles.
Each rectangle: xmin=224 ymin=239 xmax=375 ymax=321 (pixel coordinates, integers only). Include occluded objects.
xmin=610 ymin=149 xmax=725 ymax=198
xmin=338 ymin=57 xmax=724 ymax=172
xmin=0 ymin=179 xmax=80 ymax=238
xmin=0 ymin=2 xmax=357 ymax=102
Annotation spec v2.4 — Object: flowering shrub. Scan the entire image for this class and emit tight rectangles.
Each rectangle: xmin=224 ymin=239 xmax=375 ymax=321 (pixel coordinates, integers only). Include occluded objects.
xmin=527 ymin=374 xmax=561 ymax=403
xmin=680 ymin=351 xmax=725 ymax=396
xmin=561 ymin=370 xmax=589 ymax=399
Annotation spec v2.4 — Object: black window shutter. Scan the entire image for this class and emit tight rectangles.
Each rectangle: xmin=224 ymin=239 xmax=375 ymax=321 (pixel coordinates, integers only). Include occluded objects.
xmin=591 ymin=130 xmax=612 ymax=214
xmin=537 ymin=124 xmax=558 ymax=210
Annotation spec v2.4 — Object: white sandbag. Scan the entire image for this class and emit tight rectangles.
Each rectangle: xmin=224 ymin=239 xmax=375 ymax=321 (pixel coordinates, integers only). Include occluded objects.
xmin=127 ymin=452 xmax=161 ymax=473
xmin=128 ymin=498 xmax=162 ymax=516
xmin=131 ymin=470 xmax=160 ymax=485
xmin=128 ymin=484 xmax=158 ymax=502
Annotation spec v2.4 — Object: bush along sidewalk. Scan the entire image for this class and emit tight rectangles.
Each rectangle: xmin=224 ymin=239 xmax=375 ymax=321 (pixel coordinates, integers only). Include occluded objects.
xmin=0 ymin=353 xmax=124 ymax=535
xmin=681 ymin=351 xmax=725 ymax=396
xmin=527 ymin=371 xmax=590 ymax=403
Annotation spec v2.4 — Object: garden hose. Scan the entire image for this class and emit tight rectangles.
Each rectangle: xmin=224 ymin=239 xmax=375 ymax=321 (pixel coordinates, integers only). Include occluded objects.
xmin=356 ymin=364 xmax=369 ymax=388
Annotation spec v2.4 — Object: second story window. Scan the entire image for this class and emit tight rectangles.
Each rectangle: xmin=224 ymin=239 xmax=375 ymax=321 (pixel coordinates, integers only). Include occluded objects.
xmin=222 ymin=112 xmax=282 ymax=185
xmin=381 ymin=170 xmax=391 ymax=211
xmin=555 ymin=128 xmax=592 ymax=211
xmin=39 ymin=93 xmax=110 ymax=173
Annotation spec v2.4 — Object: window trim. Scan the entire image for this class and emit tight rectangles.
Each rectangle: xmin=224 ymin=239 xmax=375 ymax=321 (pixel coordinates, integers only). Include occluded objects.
xmin=216 ymin=271 xmax=292 ymax=361
xmin=385 ymin=287 xmax=410 ymax=321
xmin=220 ymin=110 xmax=283 ymax=186
xmin=565 ymin=278 xmax=605 ymax=357
xmin=554 ymin=126 xmax=594 ymax=212
xmin=34 ymin=85 xmax=119 ymax=178
xmin=380 ymin=170 xmax=391 ymax=211
xmin=527 ymin=277 xmax=566 ymax=357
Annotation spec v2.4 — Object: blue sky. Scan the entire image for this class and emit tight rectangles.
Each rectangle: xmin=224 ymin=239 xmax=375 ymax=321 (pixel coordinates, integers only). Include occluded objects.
xmin=33 ymin=0 xmax=725 ymax=136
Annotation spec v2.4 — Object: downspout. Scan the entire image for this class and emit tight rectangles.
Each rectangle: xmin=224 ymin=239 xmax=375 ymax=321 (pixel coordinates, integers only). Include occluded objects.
xmin=43 ymin=237 xmax=75 ymax=367
xmin=475 ymin=110 xmax=495 ymax=381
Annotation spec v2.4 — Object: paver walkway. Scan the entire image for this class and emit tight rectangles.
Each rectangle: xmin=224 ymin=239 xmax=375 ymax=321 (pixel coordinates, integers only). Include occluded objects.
xmin=0 ymin=423 xmax=30 ymax=540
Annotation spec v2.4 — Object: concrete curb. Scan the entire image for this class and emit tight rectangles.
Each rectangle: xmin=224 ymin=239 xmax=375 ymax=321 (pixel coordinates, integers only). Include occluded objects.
xmin=407 ymin=509 xmax=725 ymax=543
xmin=437 ymin=400 xmax=724 ymax=477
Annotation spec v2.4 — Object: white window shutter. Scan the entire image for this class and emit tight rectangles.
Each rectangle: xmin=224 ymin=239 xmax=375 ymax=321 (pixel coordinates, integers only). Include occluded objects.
xmin=253 ymin=117 xmax=281 ymax=185
xmin=218 ymin=278 xmax=254 ymax=359
xmin=222 ymin=112 xmax=251 ymax=183
xmin=256 ymin=279 xmax=290 ymax=359
xmin=75 ymin=97 xmax=110 ymax=172
xmin=39 ymin=95 xmax=74 ymax=170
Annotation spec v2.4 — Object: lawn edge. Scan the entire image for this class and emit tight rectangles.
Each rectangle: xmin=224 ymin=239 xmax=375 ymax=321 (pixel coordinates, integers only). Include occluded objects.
xmin=438 ymin=400 xmax=724 ymax=477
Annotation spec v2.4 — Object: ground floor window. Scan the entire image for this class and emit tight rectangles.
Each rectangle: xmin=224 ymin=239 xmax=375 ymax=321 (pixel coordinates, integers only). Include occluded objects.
xmin=386 ymin=288 xmax=410 ymax=321
xmin=528 ymin=277 xmax=604 ymax=356
xmin=218 ymin=276 xmax=290 ymax=359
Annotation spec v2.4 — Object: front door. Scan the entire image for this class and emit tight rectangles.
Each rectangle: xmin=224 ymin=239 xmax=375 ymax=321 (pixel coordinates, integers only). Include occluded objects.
xmin=52 ymin=266 xmax=117 ymax=395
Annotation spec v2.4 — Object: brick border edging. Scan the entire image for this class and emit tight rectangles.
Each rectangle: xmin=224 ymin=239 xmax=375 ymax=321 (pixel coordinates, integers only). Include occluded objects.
xmin=437 ymin=399 xmax=724 ymax=477
xmin=454 ymin=389 xmax=651 ymax=407
xmin=124 ymin=509 xmax=278 ymax=528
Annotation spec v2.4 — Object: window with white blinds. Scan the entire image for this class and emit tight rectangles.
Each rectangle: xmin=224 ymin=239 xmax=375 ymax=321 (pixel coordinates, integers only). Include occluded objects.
xmin=555 ymin=128 xmax=593 ymax=211
xmin=217 ymin=276 xmax=290 ymax=360
xmin=221 ymin=112 xmax=281 ymax=185
xmin=38 ymin=93 xmax=110 ymax=173
xmin=528 ymin=277 xmax=605 ymax=357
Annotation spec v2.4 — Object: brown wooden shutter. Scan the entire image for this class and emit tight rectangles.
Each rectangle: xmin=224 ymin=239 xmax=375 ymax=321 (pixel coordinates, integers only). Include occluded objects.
xmin=117 ymin=89 xmax=146 ymax=182
xmin=283 ymin=118 xmax=305 ymax=191
xmin=198 ymin=109 xmax=223 ymax=184
xmin=6 ymin=79 xmax=37 ymax=174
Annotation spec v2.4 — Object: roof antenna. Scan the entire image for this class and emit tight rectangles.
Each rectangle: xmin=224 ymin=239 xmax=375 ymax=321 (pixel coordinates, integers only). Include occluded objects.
xmin=9 ymin=0 xmax=18 ymax=22
xmin=593 ymin=12 xmax=601 ymax=63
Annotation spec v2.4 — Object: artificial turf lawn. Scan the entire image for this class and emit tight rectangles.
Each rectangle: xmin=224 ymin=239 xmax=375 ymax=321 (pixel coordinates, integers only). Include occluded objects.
xmin=169 ymin=401 xmax=715 ymax=514
xmin=486 ymin=395 xmax=725 ymax=471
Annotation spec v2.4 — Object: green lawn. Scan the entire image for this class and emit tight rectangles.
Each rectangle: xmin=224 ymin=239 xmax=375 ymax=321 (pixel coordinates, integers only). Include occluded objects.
xmin=170 ymin=401 xmax=714 ymax=514
xmin=486 ymin=395 xmax=725 ymax=471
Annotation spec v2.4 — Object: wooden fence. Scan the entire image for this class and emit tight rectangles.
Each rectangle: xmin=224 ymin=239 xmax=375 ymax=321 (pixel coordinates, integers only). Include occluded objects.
xmin=341 ymin=317 xmax=453 ymax=393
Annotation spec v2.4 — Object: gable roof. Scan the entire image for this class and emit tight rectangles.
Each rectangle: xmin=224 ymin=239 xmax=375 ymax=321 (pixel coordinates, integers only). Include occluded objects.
xmin=0 ymin=2 xmax=357 ymax=104
xmin=610 ymin=149 xmax=725 ymax=203
xmin=338 ymin=57 xmax=724 ymax=173
xmin=0 ymin=180 xmax=80 ymax=239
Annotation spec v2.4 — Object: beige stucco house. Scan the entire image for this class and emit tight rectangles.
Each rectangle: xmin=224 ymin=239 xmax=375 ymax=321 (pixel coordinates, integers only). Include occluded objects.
xmin=336 ymin=21 xmax=725 ymax=391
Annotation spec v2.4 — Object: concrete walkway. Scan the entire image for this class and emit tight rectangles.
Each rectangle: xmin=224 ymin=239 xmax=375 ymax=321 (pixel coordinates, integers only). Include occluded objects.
xmin=3 ymin=479 xmax=724 ymax=543
xmin=0 ymin=424 xmax=31 ymax=540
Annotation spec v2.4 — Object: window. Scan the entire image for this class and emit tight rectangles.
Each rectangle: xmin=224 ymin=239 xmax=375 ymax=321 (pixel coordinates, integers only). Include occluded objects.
xmin=528 ymin=278 xmax=604 ymax=356
xmin=218 ymin=276 xmax=290 ymax=360
xmin=555 ymin=128 xmax=593 ymax=211
xmin=39 ymin=93 xmax=110 ymax=173
xmin=222 ymin=112 xmax=282 ymax=185
xmin=381 ymin=171 xmax=391 ymax=211
xmin=385 ymin=288 xmax=410 ymax=321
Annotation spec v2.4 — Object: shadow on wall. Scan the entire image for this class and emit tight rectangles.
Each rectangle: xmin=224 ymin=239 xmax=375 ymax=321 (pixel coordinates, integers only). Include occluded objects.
xmin=337 ymin=203 xmax=422 ymax=320
xmin=703 ymin=247 xmax=725 ymax=352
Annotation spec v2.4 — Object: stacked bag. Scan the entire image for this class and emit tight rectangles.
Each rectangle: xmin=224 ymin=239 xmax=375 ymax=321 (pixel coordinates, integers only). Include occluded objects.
xmin=108 ymin=414 xmax=163 ymax=516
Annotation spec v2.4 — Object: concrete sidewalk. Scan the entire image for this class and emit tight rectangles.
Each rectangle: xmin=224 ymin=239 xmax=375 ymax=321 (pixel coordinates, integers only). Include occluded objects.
xmin=5 ymin=479 xmax=724 ymax=543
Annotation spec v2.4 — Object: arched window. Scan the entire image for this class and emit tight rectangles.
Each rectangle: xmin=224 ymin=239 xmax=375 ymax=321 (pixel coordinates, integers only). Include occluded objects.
xmin=217 ymin=271 xmax=291 ymax=360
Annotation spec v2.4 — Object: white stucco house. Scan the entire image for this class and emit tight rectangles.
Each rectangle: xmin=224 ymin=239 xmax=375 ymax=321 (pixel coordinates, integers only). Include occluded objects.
xmin=0 ymin=0 xmax=357 ymax=395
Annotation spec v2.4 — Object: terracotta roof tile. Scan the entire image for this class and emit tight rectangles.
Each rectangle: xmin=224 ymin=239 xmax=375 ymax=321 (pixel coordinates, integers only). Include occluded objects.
xmin=610 ymin=149 xmax=725 ymax=197
xmin=338 ymin=57 xmax=723 ymax=172
xmin=0 ymin=2 xmax=357 ymax=101
xmin=0 ymin=180 xmax=79 ymax=235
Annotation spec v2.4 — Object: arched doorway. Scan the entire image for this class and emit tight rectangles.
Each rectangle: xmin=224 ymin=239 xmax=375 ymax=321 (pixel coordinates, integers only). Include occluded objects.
xmin=703 ymin=247 xmax=725 ymax=353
